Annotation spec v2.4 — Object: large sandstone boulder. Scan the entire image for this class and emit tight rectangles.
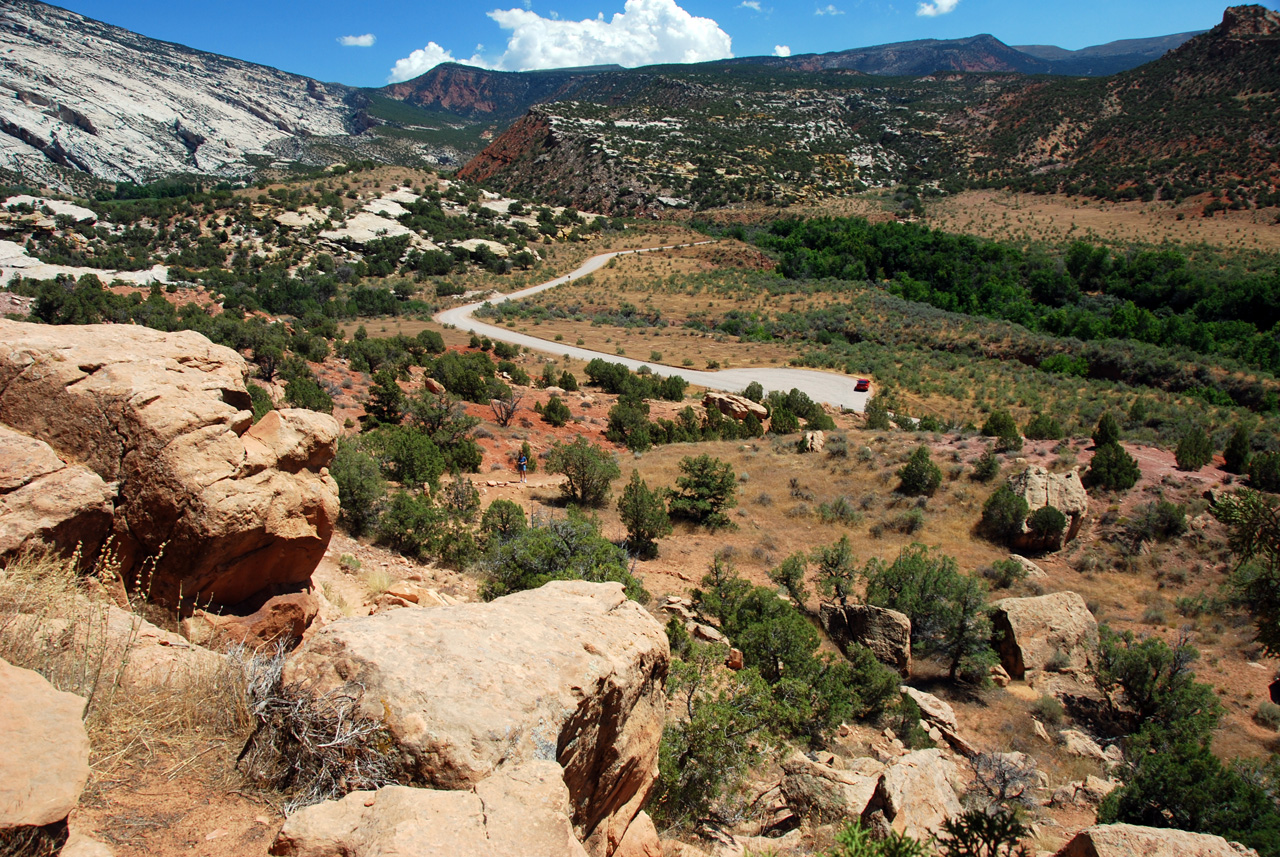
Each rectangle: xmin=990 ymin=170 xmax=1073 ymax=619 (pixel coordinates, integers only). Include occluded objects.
xmin=780 ymin=751 xmax=882 ymax=824
xmin=0 ymin=320 xmax=339 ymax=607
xmin=821 ymin=603 xmax=911 ymax=676
xmin=0 ymin=658 xmax=90 ymax=828
xmin=271 ymin=762 xmax=588 ymax=857
xmin=0 ymin=426 xmax=114 ymax=560
xmin=281 ymin=581 xmax=668 ymax=856
xmin=1054 ymin=823 xmax=1258 ymax=857
xmin=992 ymin=591 xmax=1098 ymax=680
xmin=1007 ymin=465 xmax=1088 ymax=551
xmin=702 ymin=391 xmax=767 ymax=422
xmin=874 ymin=749 xmax=963 ymax=840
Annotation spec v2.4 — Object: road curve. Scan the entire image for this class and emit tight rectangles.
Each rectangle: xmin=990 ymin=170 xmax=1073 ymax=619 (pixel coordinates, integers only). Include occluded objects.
xmin=434 ymin=242 xmax=871 ymax=412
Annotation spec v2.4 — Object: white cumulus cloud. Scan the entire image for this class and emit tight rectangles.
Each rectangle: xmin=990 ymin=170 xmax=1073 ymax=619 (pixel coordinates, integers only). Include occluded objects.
xmin=916 ymin=0 xmax=960 ymax=16
xmin=774 ymin=44 xmax=791 ymax=57
xmin=387 ymin=42 xmax=467 ymax=82
xmin=338 ymin=33 xmax=376 ymax=47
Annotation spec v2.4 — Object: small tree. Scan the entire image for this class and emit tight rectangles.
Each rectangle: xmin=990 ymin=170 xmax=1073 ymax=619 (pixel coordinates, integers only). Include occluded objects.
xmin=812 ymin=535 xmax=858 ymax=607
xmin=1175 ymin=426 xmax=1213 ymax=472
xmin=330 ymin=440 xmax=385 ymax=537
xmin=1092 ymin=412 xmax=1122 ymax=447
xmin=364 ymin=369 xmax=406 ymax=426
xmin=1086 ymin=442 xmax=1141 ymax=492
xmin=1223 ymin=424 xmax=1252 ymax=474
xmin=479 ymin=498 xmax=527 ymax=544
xmin=1250 ymin=452 xmax=1280 ymax=493
xmin=897 ymin=444 xmax=942 ymax=496
xmin=864 ymin=394 xmax=891 ymax=431
xmin=981 ymin=484 xmax=1030 ymax=544
xmin=768 ymin=552 xmax=810 ymax=606
xmin=542 ymin=394 xmax=572 ymax=427
xmin=1027 ymin=504 xmax=1067 ymax=547
xmin=545 ymin=437 xmax=620 ymax=507
xmin=479 ymin=511 xmax=643 ymax=600
xmin=1024 ymin=413 xmax=1064 ymax=441
xmin=617 ymin=470 xmax=672 ymax=558
xmin=972 ymin=448 xmax=1001 ymax=482
xmin=668 ymin=454 xmax=737 ymax=529
xmin=982 ymin=409 xmax=1019 ymax=441
xmin=1215 ymin=489 xmax=1280 ymax=653
xmin=489 ymin=391 xmax=522 ymax=428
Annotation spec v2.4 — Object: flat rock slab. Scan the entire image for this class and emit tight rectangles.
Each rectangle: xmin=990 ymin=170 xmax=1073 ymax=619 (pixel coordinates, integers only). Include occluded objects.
xmin=0 ymin=657 xmax=90 ymax=828
xmin=1054 ymin=823 xmax=1259 ymax=857
xmin=271 ymin=762 xmax=587 ymax=857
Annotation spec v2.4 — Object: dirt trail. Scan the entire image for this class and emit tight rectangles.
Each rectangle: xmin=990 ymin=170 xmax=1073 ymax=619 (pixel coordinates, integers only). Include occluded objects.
xmin=434 ymin=242 xmax=872 ymax=412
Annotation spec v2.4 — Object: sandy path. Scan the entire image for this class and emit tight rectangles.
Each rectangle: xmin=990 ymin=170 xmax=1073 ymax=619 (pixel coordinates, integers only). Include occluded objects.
xmin=434 ymin=242 xmax=871 ymax=412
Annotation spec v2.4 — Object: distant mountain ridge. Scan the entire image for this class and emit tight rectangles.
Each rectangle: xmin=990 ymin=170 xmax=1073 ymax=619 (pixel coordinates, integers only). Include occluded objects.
xmin=379 ymin=29 xmax=1202 ymax=123
xmin=457 ymin=6 xmax=1279 ymax=214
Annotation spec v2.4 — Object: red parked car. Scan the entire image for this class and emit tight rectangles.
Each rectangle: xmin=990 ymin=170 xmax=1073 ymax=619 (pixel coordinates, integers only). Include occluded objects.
xmin=855 ymin=379 xmax=871 ymax=392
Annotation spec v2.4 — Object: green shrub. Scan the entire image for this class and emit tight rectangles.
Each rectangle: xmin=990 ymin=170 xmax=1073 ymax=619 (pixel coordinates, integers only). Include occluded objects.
xmin=971 ymin=448 xmax=1001 ymax=482
xmin=669 ymin=455 xmax=737 ymax=530
xmin=375 ymin=490 xmax=446 ymax=561
xmin=981 ymin=484 xmax=1030 ymax=544
xmin=478 ymin=511 xmax=644 ymax=601
xmin=1024 ymin=413 xmax=1064 ymax=440
xmin=897 ymin=445 xmax=942 ymax=497
xmin=1092 ymin=412 xmax=1122 ymax=447
xmin=618 ymin=470 xmax=672 ymax=558
xmin=1028 ymin=504 xmax=1067 ymax=545
xmin=361 ymin=425 xmax=446 ymax=488
xmin=545 ymin=437 xmax=620 ymax=507
xmin=769 ymin=407 xmax=800 ymax=435
xmin=246 ymin=382 xmax=275 ymax=422
xmin=983 ymin=558 xmax=1027 ymax=589
xmin=542 ymin=394 xmax=571 ymax=427
xmin=823 ymin=821 xmax=930 ymax=857
xmin=330 ymin=440 xmax=386 ymax=537
xmin=1131 ymin=499 xmax=1188 ymax=542
xmin=479 ymin=499 xmax=527 ymax=543
xmin=1251 ymin=452 xmax=1280 ymax=493
xmin=982 ymin=410 xmax=1019 ymax=440
xmin=1224 ymin=424 xmax=1252 ymax=474
xmin=864 ymin=394 xmax=891 ymax=431
xmin=1086 ymin=442 xmax=1141 ymax=491
xmin=1255 ymin=702 xmax=1280 ymax=731
xmin=862 ymin=544 xmax=996 ymax=682
xmin=1175 ymin=426 xmax=1214 ymax=472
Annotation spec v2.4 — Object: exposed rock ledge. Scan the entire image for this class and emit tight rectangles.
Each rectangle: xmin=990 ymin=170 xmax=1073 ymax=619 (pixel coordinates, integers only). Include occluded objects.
xmin=0 ymin=319 xmax=339 ymax=608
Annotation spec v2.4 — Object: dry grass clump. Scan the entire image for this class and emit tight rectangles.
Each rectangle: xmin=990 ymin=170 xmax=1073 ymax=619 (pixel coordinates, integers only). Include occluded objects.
xmin=0 ymin=548 xmax=258 ymax=794
xmin=237 ymin=654 xmax=398 ymax=812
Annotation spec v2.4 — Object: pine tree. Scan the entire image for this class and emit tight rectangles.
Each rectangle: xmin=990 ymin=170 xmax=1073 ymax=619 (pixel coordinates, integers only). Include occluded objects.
xmin=1224 ymin=424 xmax=1252 ymax=474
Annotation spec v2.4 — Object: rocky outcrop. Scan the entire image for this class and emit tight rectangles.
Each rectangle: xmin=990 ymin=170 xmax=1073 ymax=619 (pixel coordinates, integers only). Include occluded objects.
xmin=875 ymin=749 xmax=963 ymax=840
xmin=0 ymin=0 xmax=358 ymax=189
xmin=0 ymin=426 xmax=114 ymax=560
xmin=991 ymin=591 xmax=1098 ymax=680
xmin=780 ymin=751 xmax=882 ymax=824
xmin=821 ymin=603 xmax=912 ymax=676
xmin=281 ymin=581 xmax=668 ymax=856
xmin=1054 ymin=823 xmax=1259 ymax=857
xmin=702 ymin=391 xmax=769 ymax=422
xmin=270 ymin=762 xmax=588 ymax=857
xmin=0 ymin=658 xmax=90 ymax=829
xmin=800 ymin=431 xmax=825 ymax=453
xmin=1007 ymin=465 xmax=1088 ymax=551
xmin=181 ymin=593 xmax=319 ymax=649
xmin=0 ymin=320 xmax=340 ymax=608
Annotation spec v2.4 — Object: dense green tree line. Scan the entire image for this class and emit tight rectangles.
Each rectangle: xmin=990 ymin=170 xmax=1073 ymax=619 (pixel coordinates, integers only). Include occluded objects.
xmin=752 ymin=216 xmax=1280 ymax=378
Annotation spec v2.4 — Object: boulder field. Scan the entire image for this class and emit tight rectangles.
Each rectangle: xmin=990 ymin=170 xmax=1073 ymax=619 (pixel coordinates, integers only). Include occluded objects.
xmin=0 ymin=319 xmax=339 ymax=608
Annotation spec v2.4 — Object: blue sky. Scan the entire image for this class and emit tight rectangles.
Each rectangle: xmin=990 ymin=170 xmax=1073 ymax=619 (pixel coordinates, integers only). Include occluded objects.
xmin=52 ymin=0 xmax=1278 ymax=87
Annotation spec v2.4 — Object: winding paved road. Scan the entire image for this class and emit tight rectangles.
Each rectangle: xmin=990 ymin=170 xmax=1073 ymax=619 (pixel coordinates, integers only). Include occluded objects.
xmin=434 ymin=242 xmax=871 ymax=412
